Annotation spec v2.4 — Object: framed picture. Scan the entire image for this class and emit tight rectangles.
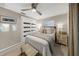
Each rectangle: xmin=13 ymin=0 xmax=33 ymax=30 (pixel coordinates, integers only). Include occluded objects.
xmin=0 ymin=15 xmax=16 ymax=24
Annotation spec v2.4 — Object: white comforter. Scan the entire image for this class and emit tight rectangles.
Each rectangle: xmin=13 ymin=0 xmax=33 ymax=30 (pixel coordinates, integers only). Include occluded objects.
xmin=25 ymin=32 xmax=55 ymax=56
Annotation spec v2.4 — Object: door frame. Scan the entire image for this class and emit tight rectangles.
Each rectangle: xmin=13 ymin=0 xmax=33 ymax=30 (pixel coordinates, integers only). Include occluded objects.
xmin=68 ymin=3 xmax=78 ymax=56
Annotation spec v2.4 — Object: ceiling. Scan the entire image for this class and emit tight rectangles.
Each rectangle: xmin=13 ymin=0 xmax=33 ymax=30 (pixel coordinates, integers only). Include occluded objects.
xmin=0 ymin=3 xmax=69 ymax=20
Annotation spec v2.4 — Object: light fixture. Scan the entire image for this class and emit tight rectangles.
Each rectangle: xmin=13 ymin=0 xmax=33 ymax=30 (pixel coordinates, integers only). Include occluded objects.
xmin=32 ymin=8 xmax=36 ymax=12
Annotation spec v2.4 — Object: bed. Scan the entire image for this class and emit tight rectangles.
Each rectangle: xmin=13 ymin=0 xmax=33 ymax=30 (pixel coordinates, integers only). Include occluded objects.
xmin=25 ymin=32 xmax=55 ymax=56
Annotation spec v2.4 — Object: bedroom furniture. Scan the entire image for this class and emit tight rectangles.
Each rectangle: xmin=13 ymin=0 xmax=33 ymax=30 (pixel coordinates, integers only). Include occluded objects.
xmin=25 ymin=32 xmax=55 ymax=56
xmin=21 ymin=43 xmax=38 ymax=56
xmin=41 ymin=26 xmax=56 ymax=36
xmin=21 ymin=16 xmax=37 ymax=43
xmin=56 ymin=31 xmax=68 ymax=46
xmin=23 ymin=22 xmax=36 ymax=37
xmin=26 ymin=35 xmax=51 ymax=56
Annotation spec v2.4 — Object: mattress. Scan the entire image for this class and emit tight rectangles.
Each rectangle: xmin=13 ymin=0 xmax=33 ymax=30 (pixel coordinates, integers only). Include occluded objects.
xmin=25 ymin=32 xmax=55 ymax=56
xmin=25 ymin=35 xmax=51 ymax=56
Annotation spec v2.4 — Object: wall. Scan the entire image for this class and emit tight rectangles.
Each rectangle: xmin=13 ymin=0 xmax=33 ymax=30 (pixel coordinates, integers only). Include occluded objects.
xmin=37 ymin=13 xmax=68 ymax=32
xmin=42 ymin=20 xmax=56 ymax=26
xmin=0 ymin=7 xmax=21 ymax=50
xmin=50 ymin=14 xmax=68 ymax=32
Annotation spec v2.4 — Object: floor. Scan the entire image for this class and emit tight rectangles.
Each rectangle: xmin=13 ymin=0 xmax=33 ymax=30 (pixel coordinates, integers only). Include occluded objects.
xmin=20 ymin=41 xmax=68 ymax=56
xmin=20 ymin=43 xmax=68 ymax=56
xmin=53 ymin=43 xmax=68 ymax=56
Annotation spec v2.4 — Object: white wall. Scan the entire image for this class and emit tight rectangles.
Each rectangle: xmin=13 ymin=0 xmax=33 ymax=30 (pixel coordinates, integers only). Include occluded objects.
xmin=36 ymin=13 xmax=68 ymax=32
xmin=50 ymin=14 xmax=68 ymax=32
xmin=42 ymin=20 xmax=56 ymax=26
xmin=0 ymin=7 xmax=21 ymax=50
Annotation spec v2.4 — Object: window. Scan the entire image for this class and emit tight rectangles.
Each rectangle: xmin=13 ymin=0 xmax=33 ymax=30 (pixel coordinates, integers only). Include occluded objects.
xmin=0 ymin=23 xmax=10 ymax=32
xmin=11 ymin=24 xmax=16 ymax=31
xmin=0 ymin=23 xmax=17 ymax=32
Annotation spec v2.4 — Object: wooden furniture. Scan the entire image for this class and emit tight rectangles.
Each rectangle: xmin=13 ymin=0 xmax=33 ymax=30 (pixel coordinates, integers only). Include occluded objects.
xmin=21 ymin=44 xmax=38 ymax=56
xmin=56 ymin=31 xmax=68 ymax=46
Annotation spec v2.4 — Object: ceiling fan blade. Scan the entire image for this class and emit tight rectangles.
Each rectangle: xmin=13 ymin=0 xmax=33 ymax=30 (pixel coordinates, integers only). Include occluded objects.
xmin=21 ymin=8 xmax=32 ymax=11
xmin=36 ymin=10 xmax=42 ymax=15
xmin=20 ymin=12 xmax=26 ymax=16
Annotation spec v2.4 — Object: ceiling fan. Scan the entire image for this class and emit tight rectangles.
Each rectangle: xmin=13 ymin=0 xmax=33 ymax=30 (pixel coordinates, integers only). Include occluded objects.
xmin=21 ymin=3 xmax=42 ymax=15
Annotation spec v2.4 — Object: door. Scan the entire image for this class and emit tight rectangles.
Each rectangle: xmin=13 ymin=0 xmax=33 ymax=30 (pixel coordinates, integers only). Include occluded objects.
xmin=69 ymin=3 xmax=78 ymax=56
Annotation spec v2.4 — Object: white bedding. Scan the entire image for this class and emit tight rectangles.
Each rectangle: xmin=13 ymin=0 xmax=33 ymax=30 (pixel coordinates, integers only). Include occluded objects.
xmin=26 ymin=35 xmax=51 ymax=56
xmin=25 ymin=32 xmax=55 ymax=56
